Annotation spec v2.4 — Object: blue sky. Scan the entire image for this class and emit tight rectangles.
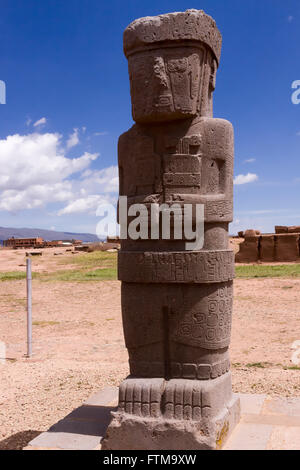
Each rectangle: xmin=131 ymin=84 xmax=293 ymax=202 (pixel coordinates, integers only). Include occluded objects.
xmin=0 ymin=0 xmax=299 ymax=236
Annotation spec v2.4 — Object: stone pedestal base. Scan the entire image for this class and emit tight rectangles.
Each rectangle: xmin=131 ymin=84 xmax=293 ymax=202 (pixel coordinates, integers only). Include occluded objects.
xmin=102 ymin=373 xmax=240 ymax=450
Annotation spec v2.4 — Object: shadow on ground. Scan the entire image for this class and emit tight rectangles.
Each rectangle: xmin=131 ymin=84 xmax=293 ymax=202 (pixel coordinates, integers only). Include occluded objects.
xmin=0 ymin=430 xmax=41 ymax=450
xmin=22 ymin=405 xmax=116 ymax=450
xmin=48 ymin=404 xmax=115 ymax=436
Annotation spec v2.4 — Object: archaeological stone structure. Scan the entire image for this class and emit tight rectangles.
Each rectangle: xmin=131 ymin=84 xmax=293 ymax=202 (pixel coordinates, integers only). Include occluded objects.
xmin=102 ymin=9 xmax=240 ymax=450
xmin=236 ymin=226 xmax=300 ymax=263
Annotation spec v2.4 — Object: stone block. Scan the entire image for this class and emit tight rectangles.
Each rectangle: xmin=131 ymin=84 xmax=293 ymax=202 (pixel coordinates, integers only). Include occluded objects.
xmin=275 ymin=226 xmax=288 ymax=234
xmin=275 ymin=234 xmax=299 ymax=261
xmin=260 ymin=235 xmax=275 ymax=262
xmin=235 ymin=236 xmax=259 ymax=263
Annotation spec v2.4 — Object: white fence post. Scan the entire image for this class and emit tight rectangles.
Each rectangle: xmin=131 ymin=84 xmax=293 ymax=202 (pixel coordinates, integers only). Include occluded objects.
xmin=26 ymin=257 xmax=32 ymax=357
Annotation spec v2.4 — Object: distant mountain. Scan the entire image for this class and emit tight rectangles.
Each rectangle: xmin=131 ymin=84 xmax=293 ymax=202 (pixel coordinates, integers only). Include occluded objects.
xmin=0 ymin=226 xmax=100 ymax=243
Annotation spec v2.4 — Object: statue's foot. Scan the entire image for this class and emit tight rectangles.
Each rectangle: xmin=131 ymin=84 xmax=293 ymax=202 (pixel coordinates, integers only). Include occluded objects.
xmin=102 ymin=374 xmax=240 ymax=450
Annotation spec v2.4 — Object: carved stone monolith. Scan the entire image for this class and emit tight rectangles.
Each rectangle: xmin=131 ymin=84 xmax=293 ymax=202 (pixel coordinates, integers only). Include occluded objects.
xmin=102 ymin=9 xmax=240 ymax=450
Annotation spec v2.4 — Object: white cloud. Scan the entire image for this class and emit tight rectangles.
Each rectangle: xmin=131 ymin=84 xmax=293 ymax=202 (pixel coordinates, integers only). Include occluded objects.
xmin=58 ymin=166 xmax=119 ymax=215
xmin=58 ymin=195 xmax=113 ymax=215
xmin=0 ymin=132 xmax=101 ymax=212
xmin=33 ymin=117 xmax=47 ymax=127
xmin=244 ymin=158 xmax=256 ymax=163
xmin=0 ymin=133 xmax=98 ymax=191
xmin=288 ymin=15 xmax=294 ymax=23
xmin=67 ymin=128 xmax=80 ymax=149
xmin=234 ymin=173 xmax=258 ymax=185
xmin=79 ymin=166 xmax=119 ymax=194
xmin=0 ymin=183 xmax=73 ymax=212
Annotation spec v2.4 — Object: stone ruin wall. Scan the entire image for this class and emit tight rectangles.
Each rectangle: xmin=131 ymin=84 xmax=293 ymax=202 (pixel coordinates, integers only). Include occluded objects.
xmin=236 ymin=226 xmax=300 ymax=263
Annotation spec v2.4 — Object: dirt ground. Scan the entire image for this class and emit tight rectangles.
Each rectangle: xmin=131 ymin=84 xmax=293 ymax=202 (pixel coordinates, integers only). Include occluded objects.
xmin=0 ymin=247 xmax=299 ymax=449
xmin=0 ymin=246 xmax=77 ymax=274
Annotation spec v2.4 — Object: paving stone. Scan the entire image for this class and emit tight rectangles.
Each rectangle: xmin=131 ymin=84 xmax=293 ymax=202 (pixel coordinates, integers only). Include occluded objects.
xmin=262 ymin=397 xmax=300 ymax=417
xmin=28 ymin=431 xmax=101 ymax=450
xmin=267 ymin=426 xmax=300 ymax=450
xmin=84 ymin=387 xmax=118 ymax=407
xmin=237 ymin=393 xmax=267 ymax=415
xmin=224 ymin=423 xmax=274 ymax=450
xmin=242 ymin=413 xmax=300 ymax=427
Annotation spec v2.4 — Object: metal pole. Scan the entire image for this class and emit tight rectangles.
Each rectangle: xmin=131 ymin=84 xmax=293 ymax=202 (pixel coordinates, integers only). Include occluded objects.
xmin=26 ymin=257 xmax=32 ymax=357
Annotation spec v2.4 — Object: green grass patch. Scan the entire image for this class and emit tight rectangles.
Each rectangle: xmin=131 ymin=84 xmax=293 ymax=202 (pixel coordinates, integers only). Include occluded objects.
xmin=38 ymin=267 xmax=117 ymax=282
xmin=33 ymin=321 xmax=60 ymax=327
xmin=235 ymin=264 xmax=300 ymax=279
xmin=246 ymin=362 xmax=272 ymax=369
xmin=0 ymin=271 xmax=40 ymax=281
xmin=235 ymin=296 xmax=253 ymax=301
xmin=61 ymin=251 xmax=117 ymax=269
xmin=40 ymin=251 xmax=118 ymax=281
xmin=0 ymin=271 xmax=27 ymax=281
xmin=233 ymin=362 xmax=299 ymax=371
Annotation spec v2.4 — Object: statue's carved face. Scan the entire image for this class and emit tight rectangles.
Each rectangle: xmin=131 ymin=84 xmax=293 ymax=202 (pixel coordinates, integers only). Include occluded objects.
xmin=128 ymin=46 xmax=206 ymax=123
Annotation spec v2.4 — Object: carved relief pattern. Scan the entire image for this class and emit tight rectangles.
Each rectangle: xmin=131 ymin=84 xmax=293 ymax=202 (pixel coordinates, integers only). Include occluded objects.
xmin=171 ymin=283 xmax=233 ymax=349
xmin=119 ymin=251 xmax=234 ymax=283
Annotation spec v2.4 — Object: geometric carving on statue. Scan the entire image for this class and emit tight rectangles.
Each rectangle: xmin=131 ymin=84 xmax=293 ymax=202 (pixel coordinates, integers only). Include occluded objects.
xmin=121 ymin=282 xmax=233 ymax=351
xmin=204 ymin=200 xmax=233 ymax=221
xmin=118 ymin=378 xmax=200 ymax=420
xmin=172 ymin=283 xmax=233 ymax=349
xmin=164 ymin=135 xmax=202 ymax=155
xmin=118 ymin=378 xmax=165 ymax=418
xmin=163 ymin=154 xmax=201 ymax=174
xmin=117 ymin=374 xmax=233 ymax=421
xmin=118 ymin=251 xmax=235 ymax=283
xmin=129 ymin=359 xmax=231 ymax=380
xmin=163 ymin=173 xmax=201 ymax=189
xmin=118 ymin=118 xmax=234 ymax=222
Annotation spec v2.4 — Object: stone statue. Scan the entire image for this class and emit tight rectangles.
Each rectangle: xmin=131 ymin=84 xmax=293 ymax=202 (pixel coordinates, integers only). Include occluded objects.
xmin=102 ymin=9 xmax=240 ymax=450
